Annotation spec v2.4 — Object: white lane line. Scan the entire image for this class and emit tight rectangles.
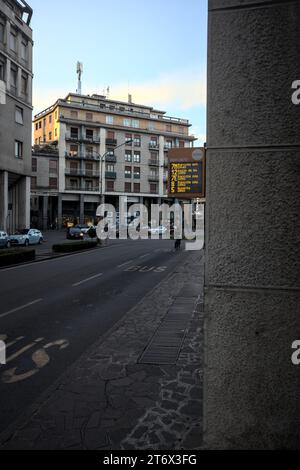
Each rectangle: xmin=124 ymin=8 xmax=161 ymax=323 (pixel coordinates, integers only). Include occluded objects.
xmin=0 ymin=299 xmax=43 ymax=320
xmin=117 ymin=260 xmax=134 ymax=269
xmin=72 ymin=273 xmax=103 ymax=288
xmin=139 ymin=253 xmax=151 ymax=259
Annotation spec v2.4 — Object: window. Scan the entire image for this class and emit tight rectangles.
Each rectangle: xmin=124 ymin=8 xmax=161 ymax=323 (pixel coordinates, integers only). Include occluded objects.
xmin=70 ymin=145 xmax=78 ymax=157
xmin=49 ymin=178 xmax=58 ymax=189
xmin=125 ymin=166 xmax=132 ymax=178
xmin=85 ymin=163 xmax=93 ymax=176
xmin=124 ymin=118 xmax=131 ymax=127
xmin=49 ymin=115 xmax=52 ymax=124
xmin=125 ymin=133 xmax=132 ymax=144
xmin=166 ymin=124 xmax=172 ymax=132
xmin=38 ymin=121 xmax=42 ymax=129
xmin=150 ymin=169 xmax=158 ymax=178
xmin=165 ymin=140 xmax=173 ymax=149
xmin=150 ymin=152 xmax=158 ymax=161
xmin=150 ymin=136 xmax=158 ymax=147
xmin=55 ymin=111 xmax=58 ymax=120
xmin=86 ymin=129 xmax=93 ymax=140
xmin=49 ymin=132 xmax=52 ymax=140
xmin=134 ymin=183 xmax=140 ymax=193
xmin=107 ymin=131 xmax=115 ymax=139
xmin=0 ymin=54 xmax=6 ymax=81
xmin=70 ymin=179 xmax=79 ymax=189
xmin=133 ymin=151 xmax=140 ymax=163
xmin=43 ymin=118 xmax=46 ymax=127
xmin=132 ymin=120 xmax=139 ymax=128
xmin=86 ymin=112 xmax=93 ymax=121
xmin=125 ymin=182 xmax=132 ymax=193
xmin=86 ymin=145 xmax=93 ymax=156
xmin=35 ymin=123 xmax=38 ymax=130
xmin=55 ymin=128 xmax=57 ymax=137
xmin=31 ymin=176 xmax=37 ymax=189
xmin=179 ymin=140 xmax=185 ymax=148
xmin=21 ymin=38 xmax=28 ymax=62
xmin=134 ymin=135 xmax=141 ymax=147
xmin=32 ymin=158 xmax=37 ymax=172
xmin=106 ymin=164 xmax=115 ymax=173
xmin=70 ymin=161 xmax=78 ymax=174
xmin=150 ymin=183 xmax=157 ymax=194
xmin=15 ymin=106 xmax=23 ymax=125
xmin=70 ymin=110 xmax=78 ymax=118
xmin=10 ymin=64 xmax=17 ymax=95
xmin=125 ymin=150 xmax=132 ymax=162
xmin=49 ymin=160 xmax=58 ymax=174
xmin=106 ymin=115 xmax=113 ymax=125
xmin=134 ymin=167 xmax=140 ymax=179
xmin=21 ymin=73 xmax=28 ymax=96
xmin=85 ymin=180 xmax=93 ymax=191
xmin=15 ymin=140 xmax=23 ymax=159
xmin=0 ymin=17 xmax=5 ymax=44
xmin=70 ymin=127 xmax=78 ymax=139
xmin=106 ymin=180 xmax=115 ymax=192
xmin=10 ymin=27 xmax=17 ymax=52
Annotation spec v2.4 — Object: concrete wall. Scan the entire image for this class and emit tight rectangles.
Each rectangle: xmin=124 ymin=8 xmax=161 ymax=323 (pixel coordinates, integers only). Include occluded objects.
xmin=205 ymin=0 xmax=300 ymax=449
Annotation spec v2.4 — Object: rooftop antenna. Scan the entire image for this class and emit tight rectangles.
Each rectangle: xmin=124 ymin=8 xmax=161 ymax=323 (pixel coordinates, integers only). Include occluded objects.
xmin=107 ymin=86 xmax=110 ymax=99
xmin=76 ymin=62 xmax=83 ymax=95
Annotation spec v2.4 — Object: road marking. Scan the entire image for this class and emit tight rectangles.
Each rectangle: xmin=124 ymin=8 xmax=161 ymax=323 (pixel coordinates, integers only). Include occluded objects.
xmin=139 ymin=253 xmax=151 ymax=259
xmin=0 ymin=299 xmax=43 ymax=320
xmin=72 ymin=273 xmax=103 ymax=287
xmin=117 ymin=260 xmax=134 ymax=269
xmin=124 ymin=265 xmax=168 ymax=273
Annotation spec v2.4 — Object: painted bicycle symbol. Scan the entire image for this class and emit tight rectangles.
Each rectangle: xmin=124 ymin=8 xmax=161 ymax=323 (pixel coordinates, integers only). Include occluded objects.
xmin=0 ymin=334 xmax=69 ymax=384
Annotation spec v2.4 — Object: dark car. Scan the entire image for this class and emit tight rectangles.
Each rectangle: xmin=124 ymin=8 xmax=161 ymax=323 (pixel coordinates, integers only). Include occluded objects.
xmin=66 ymin=227 xmax=84 ymax=240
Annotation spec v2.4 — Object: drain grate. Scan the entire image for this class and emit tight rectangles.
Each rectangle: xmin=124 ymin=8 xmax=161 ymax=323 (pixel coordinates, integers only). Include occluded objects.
xmin=138 ymin=298 xmax=196 ymax=365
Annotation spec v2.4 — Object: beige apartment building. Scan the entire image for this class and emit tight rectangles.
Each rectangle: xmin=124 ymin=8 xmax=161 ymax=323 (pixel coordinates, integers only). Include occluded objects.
xmin=0 ymin=0 xmax=33 ymax=232
xmin=32 ymin=92 xmax=196 ymax=229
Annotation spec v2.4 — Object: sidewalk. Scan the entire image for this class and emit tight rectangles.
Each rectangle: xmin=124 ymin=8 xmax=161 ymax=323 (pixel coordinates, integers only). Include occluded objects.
xmin=0 ymin=250 xmax=204 ymax=450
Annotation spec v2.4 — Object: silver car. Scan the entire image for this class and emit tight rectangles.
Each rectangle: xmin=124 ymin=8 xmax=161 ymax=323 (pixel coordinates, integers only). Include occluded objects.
xmin=10 ymin=229 xmax=44 ymax=247
xmin=0 ymin=231 xmax=11 ymax=249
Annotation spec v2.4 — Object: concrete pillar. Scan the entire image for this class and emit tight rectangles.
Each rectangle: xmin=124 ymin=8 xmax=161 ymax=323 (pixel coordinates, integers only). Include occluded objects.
xmin=58 ymin=123 xmax=67 ymax=193
xmin=80 ymin=194 xmax=84 ymax=225
xmin=159 ymin=136 xmax=165 ymax=197
xmin=0 ymin=171 xmax=8 ymax=231
xmin=18 ymin=176 xmax=30 ymax=229
xmin=42 ymin=196 xmax=48 ymax=231
xmin=205 ymin=0 xmax=300 ymax=449
xmin=57 ymin=195 xmax=63 ymax=229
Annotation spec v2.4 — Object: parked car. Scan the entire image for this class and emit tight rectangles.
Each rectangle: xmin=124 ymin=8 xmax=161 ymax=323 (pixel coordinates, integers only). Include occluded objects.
xmin=75 ymin=224 xmax=94 ymax=235
xmin=0 ymin=231 xmax=11 ymax=248
xmin=10 ymin=229 xmax=44 ymax=247
xmin=67 ymin=227 xmax=84 ymax=240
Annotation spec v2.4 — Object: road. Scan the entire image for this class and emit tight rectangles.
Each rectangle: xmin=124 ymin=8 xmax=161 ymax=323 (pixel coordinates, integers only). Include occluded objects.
xmin=0 ymin=239 xmax=188 ymax=435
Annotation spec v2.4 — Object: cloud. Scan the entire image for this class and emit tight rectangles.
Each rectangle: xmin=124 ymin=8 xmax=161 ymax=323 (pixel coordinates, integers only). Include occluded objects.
xmin=33 ymin=65 xmax=207 ymax=116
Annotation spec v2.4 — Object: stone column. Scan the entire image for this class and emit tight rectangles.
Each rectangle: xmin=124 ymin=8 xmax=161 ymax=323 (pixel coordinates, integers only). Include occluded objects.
xmin=18 ymin=176 xmax=30 ymax=229
xmin=205 ymin=0 xmax=300 ymax=449
xmin=80 ymin=194 xmax=85 ymax=225
xmin=42 ymin=196 xmax=48 ymax=231
xmin=0 ymin=171 xmax=8 ymax=232
xmin=57 ymin=194 xmax=63 ymax=229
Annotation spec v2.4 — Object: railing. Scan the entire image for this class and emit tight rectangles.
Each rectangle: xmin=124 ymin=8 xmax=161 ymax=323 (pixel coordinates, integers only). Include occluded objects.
xmin=106 ymin=139 xmax=117 ymax=147
xmin=65 ymin=169 xmax=100 ymax=177
xmin=65 ymin=152 xmax=100 ymax=161
xmin=149 ymin=159 xmax=159 ymax=166
xmin=65 ymin=186 xmax=99 ymax=192
xmin=66 ymin=133 xmax=100 ymax=143
xmin=105 ymin=155 xmax=117 ymax=163
xmin=148 ymin=176 xmax=159 ymax=183
xmin=105 ymin=171 xmax=117 ymax=179
xmin=149 ymin=143 xmax=159 ymax=150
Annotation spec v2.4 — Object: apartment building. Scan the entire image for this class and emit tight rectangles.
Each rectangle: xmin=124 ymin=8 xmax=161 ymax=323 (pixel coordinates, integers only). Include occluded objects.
xmin=32 ymin=93 xmax=196 ymax=229
xmin=0 ymin=0 xmax=33 ymax=232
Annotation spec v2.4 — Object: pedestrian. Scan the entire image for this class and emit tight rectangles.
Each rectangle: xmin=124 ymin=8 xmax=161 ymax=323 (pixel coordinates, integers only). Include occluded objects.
xmin=174 ymin=238 xmax=181 ymax=251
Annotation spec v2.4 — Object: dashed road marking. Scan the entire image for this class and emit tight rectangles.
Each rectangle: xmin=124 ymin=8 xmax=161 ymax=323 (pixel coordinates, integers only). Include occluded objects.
xmin=72 ymin=273 xmax=103 ymax=287
xmin=0 ymin=299 xmax=43 ymax=320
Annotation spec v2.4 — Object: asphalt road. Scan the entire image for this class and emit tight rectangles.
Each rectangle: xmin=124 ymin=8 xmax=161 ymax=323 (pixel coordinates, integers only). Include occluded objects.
xmin=0 ymin=239 xmax=188 ymax=435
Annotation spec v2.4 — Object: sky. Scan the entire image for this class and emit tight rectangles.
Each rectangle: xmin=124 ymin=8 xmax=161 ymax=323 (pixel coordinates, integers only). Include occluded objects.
xmin=29 ymin=0 xmax=208 ymax=143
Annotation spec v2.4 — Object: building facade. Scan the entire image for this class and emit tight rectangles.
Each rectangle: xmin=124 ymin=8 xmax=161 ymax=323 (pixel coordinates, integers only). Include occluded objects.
xmin=0 ymin=0 xmax=33 ymax=232
xmin=32 ymin=93 xmax=195 ymax=229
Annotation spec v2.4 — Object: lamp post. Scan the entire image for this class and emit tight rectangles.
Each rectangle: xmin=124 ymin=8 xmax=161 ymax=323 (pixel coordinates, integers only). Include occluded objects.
xmin=95 ymin=139 xmax=133 ymax=206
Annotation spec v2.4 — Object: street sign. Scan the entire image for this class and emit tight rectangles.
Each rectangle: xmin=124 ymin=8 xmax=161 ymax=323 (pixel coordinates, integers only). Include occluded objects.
xmin=168 ymin=147 xmax=206 ymax=199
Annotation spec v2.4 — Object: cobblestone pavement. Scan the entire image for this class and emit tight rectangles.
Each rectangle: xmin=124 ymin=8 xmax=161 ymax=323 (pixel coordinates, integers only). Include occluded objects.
xmin=0 ymin=251 xmax=204 ymax=450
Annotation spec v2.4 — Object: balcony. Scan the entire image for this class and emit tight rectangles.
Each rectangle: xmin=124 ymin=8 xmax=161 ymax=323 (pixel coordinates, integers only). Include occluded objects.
xmin=65 ymin=152 xmax=100 ymax=161
xmin=164 ymin=145 xmax=172 ymax=151
xmin=149 ymin=143 xmax=159 ymax=150
xmin=65 ymin=185 xmax=99 ymax=192
xmin=66 ymin=132 xmax=100 ymax=144
xmin=148 ymin=175 xmax=159 ymax=183
xmin=106 ymin=139 xmax=117 ymax=147
xmin=105 ymin=154 xmax=117 ymax=163
xmin=105 ymin=171 xmax=117 ymax=180
xmin=149 ymin=159 xmax=159 ymax=167
xmin=65 ymin=169 xmax=100 ymax=177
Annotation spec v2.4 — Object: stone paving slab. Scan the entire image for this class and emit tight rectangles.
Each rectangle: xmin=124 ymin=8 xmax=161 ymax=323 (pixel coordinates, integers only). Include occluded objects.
xmin=0 ymin=251 xmax=204 ymax=450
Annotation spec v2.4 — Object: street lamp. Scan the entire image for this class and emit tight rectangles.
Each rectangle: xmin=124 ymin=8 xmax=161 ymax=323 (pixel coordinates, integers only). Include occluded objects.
xmin=95 ymin=139 xmax=133 ymax=205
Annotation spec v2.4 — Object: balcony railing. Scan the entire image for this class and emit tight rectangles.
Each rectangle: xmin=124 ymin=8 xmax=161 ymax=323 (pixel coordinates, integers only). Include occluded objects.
xmin=148 ymin=176 xmax=159 ymax=183
xmin=66 ymin=133 xmax=100 ymax=143
xmin=105 ymin=155 xmax=117 ymax=163
xmin=65 ymin=169 xmax=100 ymax=177
xmin=65 ymin=152 xmax=100 ymax=161
xmin=149 ymin=159 xmax=159 ymax=167
xmin=65 ymin=185 xmax=99 ymax=192
xmin=106 ymin=139 xmax=117 ymax=147
xmin=105 ymin=171 xmax=117 ymax=180
xmin=149 ymin=143 xmax=159 ymax=150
